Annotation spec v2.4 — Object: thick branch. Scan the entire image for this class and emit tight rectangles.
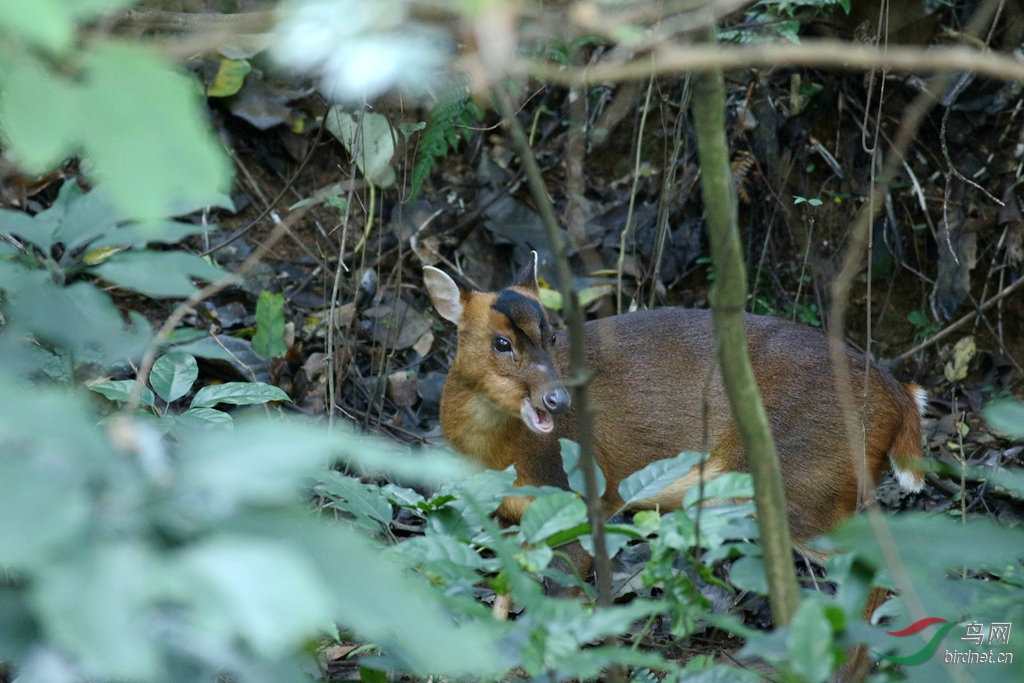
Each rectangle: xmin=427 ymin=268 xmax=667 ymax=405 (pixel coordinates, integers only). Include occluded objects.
xmin=690 ymin=50 xmax=800 ymax=624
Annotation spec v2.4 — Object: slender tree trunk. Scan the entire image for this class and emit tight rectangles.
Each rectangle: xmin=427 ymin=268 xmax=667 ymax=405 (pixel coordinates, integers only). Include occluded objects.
xmin=689 ymin=41 xmax=801 ymax=626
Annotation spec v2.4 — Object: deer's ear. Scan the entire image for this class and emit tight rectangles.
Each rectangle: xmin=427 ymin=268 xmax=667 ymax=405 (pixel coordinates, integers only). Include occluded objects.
xmin=424 ymin=266 xmax=464 ymax=325
xmin=513 ymin=251 xmax=539 ymax=294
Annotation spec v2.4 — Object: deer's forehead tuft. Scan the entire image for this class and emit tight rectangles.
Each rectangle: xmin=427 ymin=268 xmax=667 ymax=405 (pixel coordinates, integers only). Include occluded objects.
xmin=491 ymin=289 xmax=548 ymax=343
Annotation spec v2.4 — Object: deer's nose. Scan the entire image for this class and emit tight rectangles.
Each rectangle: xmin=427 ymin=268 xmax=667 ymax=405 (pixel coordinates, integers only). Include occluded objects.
xmin=543 ymin=387 xmax=571 ymax=414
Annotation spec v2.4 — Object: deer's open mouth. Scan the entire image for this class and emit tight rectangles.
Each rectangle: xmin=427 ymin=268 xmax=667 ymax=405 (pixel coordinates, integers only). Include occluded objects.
xmin=520 ymin=398 xmax=554 ymax=435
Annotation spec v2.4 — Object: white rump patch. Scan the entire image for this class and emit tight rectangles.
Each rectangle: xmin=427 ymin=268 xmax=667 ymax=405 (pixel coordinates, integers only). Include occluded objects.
xmin=913 ymin=386 xmax=928 ymax=416
xmin=890 ymin=455 xmax=925 ymax=492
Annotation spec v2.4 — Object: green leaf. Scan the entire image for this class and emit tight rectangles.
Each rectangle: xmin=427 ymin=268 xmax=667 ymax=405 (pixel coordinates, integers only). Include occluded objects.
xmin=729 ymin=555 xmax=768 ymax=595
xmin=89 ymin=379 xmax=155 ymax=406
xmin=92 ymin=250 xmax=229 ymax=298
xmin=150 ymin=351 xmax=198 ymax=403
xmin=559 ymin=438 xmax=605 ymax=497
xmin=983 ymin=398 xmax=1024 ymax=440
xmin=252 ymin=290 xmax=288 ymax=359
xmin=683 ymin=472 xmax=753 ymax=508
xmin=0 ymin=0 xmax=73 ymax=52
xmin=381 ymin=483 xmax=425 ymax=508
xmin=786 ymin=599 xmax=835 ymax=683
xmin=519 ymin=491 xmax=587 ymax=543
xmin=190 ymin=382 xmax=290 ymax=409
xmin=577 ymin=284 xmax=613 ymax=307
xmin=174 ymin=536 xmax=334 ymax=655
xmin=0 ymin=208 xmax=51 ymax=252
xmin=174 ymin=407 xmax=234 ymax=430
xmin=91 ymin=219 xmax=216 ymax=249
xmin=618 ymin=451 xmax=708 ymax=507
xmin=78 ymin=44 xmax=231 ymax=221
xmin=50 ymin=183 xmax=123 ymax=252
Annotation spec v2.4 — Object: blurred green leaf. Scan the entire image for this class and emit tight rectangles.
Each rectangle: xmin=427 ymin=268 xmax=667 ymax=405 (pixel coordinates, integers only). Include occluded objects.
xmin=559 ymin=438 xmax=605 ymax=497
xmin=394 ymin=535 xmax=485 ymax=569
xmin=190 ymin=382 xmax=290 ymax=409
xmin=0 ymin=380 xmax=106 ymax=568
xmin=175 ymin=535 xmax=334 ymax=655
xmin=227 ymin=512 xmax=508 ymax=677
xmin=0 ymin=0 xmax=73 ymax=55
xmin=315 ymin=471 xmax=393 ymax=535
xmin=728 ymin=555 xmax=767 ymax=595
xmin=787 ymin=599 xmax=834 ymax=683
xmin=93 ymin=250 xmax=229 ymax=298
xmin=683 ymin=472 xmax=753 ymax=509
xmin=150 ymin=352 xmax=199 ymax=403
xmin=573 ymin=600 xmax=665 ymax=643
xmin=983 ymin=398 xmax=1024 ymax=440
xmin=6 ymin=280 xmax=153 ymax=367
xmin=179 ymin=419 xmax=342 ymax=511
xmin=174 ymin=407 xmax=234 ymax=431
xmin=33 ymin=543 xmax=162 ymax=679
xmin=79 ymin=44 xmax=231 ymax=221
xmin=252 ymin=291 xmax=288 ymax=359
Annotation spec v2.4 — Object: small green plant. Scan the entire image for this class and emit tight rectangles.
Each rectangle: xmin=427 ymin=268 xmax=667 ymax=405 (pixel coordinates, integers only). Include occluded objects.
xmin=908 ymin=308 xmax=939 ymax=341
xmin=794 ymin=195 xmax=824 ymax=206
xmin=721 ymin=0 xmax=851 ymax=44
xmin=784 ymin=301 xmax=822 ymax=327
xmin=408 ymin=78 xmax=481 ymax=201
xmin=89 ymin=351 xmax=289 ymax=434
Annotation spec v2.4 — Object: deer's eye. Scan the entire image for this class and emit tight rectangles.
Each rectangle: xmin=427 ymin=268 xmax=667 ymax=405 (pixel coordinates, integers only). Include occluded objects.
xmin=551 ymin=332 xmax=557 ymax=345
xmin=493 ymin=336 xmax=513 ymax=353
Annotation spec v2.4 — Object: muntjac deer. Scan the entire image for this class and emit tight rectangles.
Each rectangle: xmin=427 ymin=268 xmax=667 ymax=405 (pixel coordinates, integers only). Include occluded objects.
xmin=424 ymin=254 xmax=925 ymax=557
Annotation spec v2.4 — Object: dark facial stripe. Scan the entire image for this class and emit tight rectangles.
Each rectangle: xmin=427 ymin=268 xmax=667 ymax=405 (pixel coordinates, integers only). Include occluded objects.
xmin=492 ymin=289 xmax=548 ymax=345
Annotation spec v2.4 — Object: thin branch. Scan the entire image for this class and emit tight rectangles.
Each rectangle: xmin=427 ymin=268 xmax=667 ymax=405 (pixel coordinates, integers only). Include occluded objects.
xmin=492 ymin=85 xmax=616 ymax=610
xmin=519 ymin=40 xmax=1024 ymax=86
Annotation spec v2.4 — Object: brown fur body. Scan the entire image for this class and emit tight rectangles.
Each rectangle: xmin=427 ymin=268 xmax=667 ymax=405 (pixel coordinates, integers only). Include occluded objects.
xmin=435 ymin=284 xmax=924 ymax=544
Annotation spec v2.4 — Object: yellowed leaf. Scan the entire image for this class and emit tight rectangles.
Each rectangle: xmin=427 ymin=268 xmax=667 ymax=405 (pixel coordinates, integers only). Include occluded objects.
xmin=943 ymin=335 xmax=976 ymax=383
xmin=208 ymin=58 xmax=251 ymax=98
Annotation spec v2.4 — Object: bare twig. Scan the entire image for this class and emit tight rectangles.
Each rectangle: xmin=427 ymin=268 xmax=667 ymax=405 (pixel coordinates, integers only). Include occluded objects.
xmin=891 ymin=275 xmax=1024 ymax=365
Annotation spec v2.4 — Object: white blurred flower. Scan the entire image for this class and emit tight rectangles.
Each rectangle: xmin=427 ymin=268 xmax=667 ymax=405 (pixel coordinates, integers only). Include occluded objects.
xmin=273 ymin=0 xmax=450 ymax=101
